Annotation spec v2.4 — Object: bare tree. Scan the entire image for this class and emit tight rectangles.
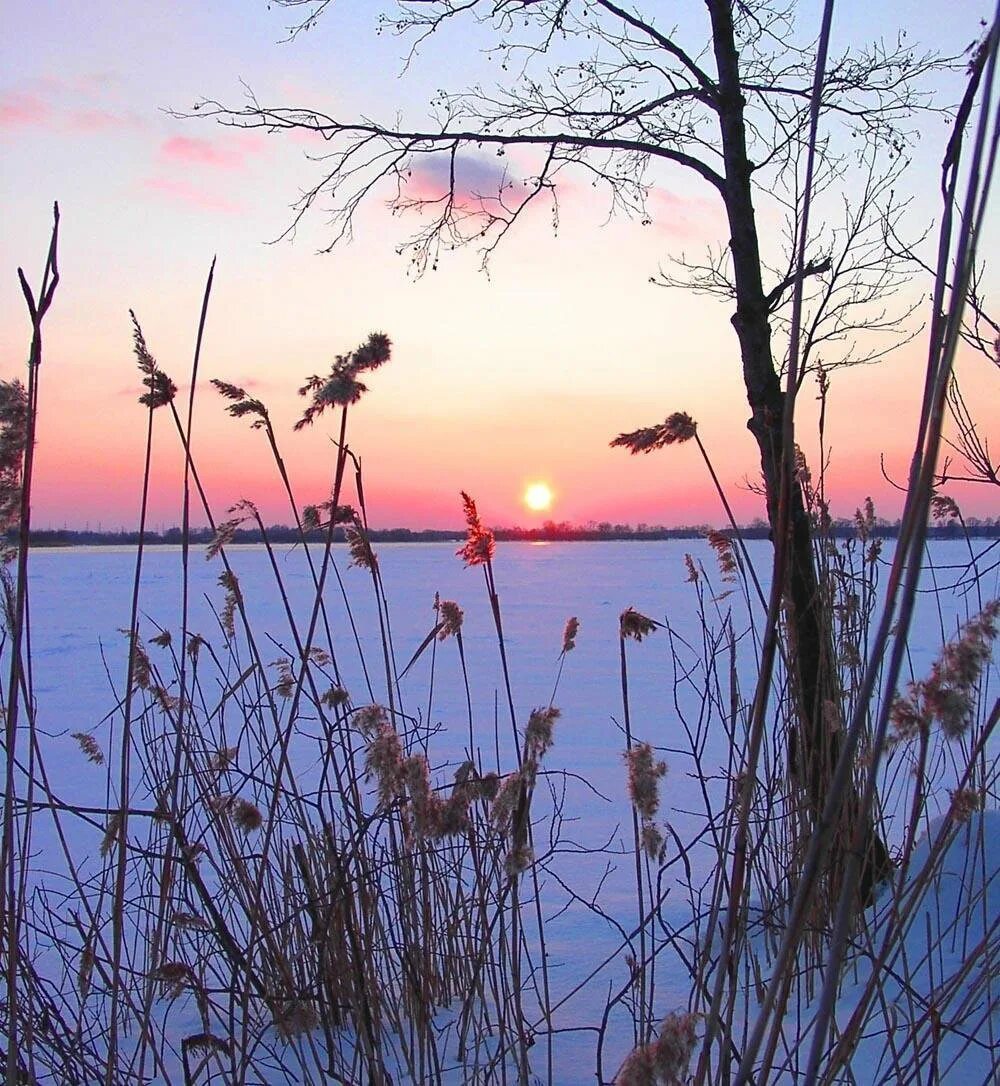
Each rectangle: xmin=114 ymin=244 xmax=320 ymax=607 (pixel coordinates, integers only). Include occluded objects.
xmin=959 ymin=263 xmax=1000 ymax=362
xmin=885 ymin=209 xmax=999 ymax=492
xmin=938 ymin=267 xmax=999 ymax=490
xmin=655 ymin=144 xmax=923 ymax=383
xmin=192 ymin=0 xmax=969 ymax=898
xmin=940 ymin=375 xmax=999 ymax=490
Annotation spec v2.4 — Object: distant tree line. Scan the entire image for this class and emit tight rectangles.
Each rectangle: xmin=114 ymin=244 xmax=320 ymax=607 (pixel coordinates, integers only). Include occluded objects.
xmin=496 ymin=517 xmax=1000 ymax=541
xmin=14 ymin=516 xmax=1000 ymax=548
xmin=16 ymin=525 xmax=463 ymax=548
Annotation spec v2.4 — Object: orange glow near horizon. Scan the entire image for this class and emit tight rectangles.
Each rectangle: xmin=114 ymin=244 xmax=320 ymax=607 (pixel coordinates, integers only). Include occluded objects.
xmin=2 ymin=3 xmax=997 ymax=534
xmin=523 ymin=482 xmax=554 ymax=513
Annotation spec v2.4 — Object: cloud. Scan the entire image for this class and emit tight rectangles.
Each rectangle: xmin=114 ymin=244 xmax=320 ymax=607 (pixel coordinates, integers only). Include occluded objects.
xmin=646 ymin=187 xmax=723 ymax=241
xmin=404 ymin=153 xmax=517 ymax=207
xmin=159 ymin=133 xmax=265 ymax=170
xmin=160 ymin=135 xmax=242 ymax=168
xmin=1 ymin=79 xmax=141 ymax=135
xmin=0 ymin=91 xmax=50 ymax=128
xmin=141 ymin=176 xmax=243 ymax=214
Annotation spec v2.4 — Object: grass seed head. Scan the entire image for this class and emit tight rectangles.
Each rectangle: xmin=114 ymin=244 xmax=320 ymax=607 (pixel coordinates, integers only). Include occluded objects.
xmin=478 ymin=771 xmax=501 ymax=801
xmin=71 ymin=731 xmax=104 ymax=765
xmin=949 ymin=787 xmax=982 ymax=822
xmin=77 ymin=940 xmax=94 ymax=999
xmin=231 ymin=798 xmax=263 ymax=834
xmin=127 ymin=636 xmax=152 ymax=689
xmin=210 ymin=746 xmax=239 ymax=773
xmin=651 ymin=1010 xmax=699 ymax=1083
xmin=186 ymin=633 xmax=206 ymax=661
xmin=641 ymin=823 xmax=665 ymax=861
xmin=153 ymin=685 xmax=179 ymax=713
xmin=707 ymin=530 xmax=737 ymax=582
xmin=150 ymin=961 xmax=195 ymax=999
xmin=272 ymin=658 xmax=295 ymax=699
xmin=273 ymin=1000 xmax=319 ymax=1039
xmin=525 ymin=706 xmax=560 ymax=759
xmin=610 ymin=412 xmax=697 ymax=455
xmin=131 ymin=312 xmax=177 ymax=409
xmin=613 ymin=1044 xmax=655 ymax=1086
xmin=301 ymin=504 xmax=321 ymax=531
xmin=626 ymin=742 xmax=667 ymax=821
xmin=620 ymin=607 xmax=658 ymax=642
xmin=346 ymin=523 xmax=378 ymax=571
xmin=172 ymin=911 xmax=209 ymax=930
xmin=212 ymin=378 xmax=269 ymax=427
xmin=185 ymin=1033 xmax=232 ymax=1056
xmin=366 ymin=724 xmax=405 ymax=806
xmin=893 ymin=600 xmax=1000 ymax=740
xmin=206 ymin=517 xmax=242 ymax=561
xmin=402 ymin=754 xmax=444 ymax=837
xmin=218 ymin=570 xmax=241 ymax=638
xmin=930 ymin=493 xmax=961 ymax=522
xmin=210 ymin=379 xmax=246 ymax=401
xmin=295 ymin=332 xmax=391 ymax=429
xmin=457 ymin=491 xmax=496 ymax=566
xmin=100 ymin=811 xmax=122 ymax=858
xmin=0 ymin=378 xmax=27 ymax=538
xmin=490 ymin=771 xmax=522 ymax=830
xmin=438 ymin=599 xmax=464 ymax=639
xmin=438 ymin=794 xmax=472 ymax=836
xmin=321 ymin=685 xmax=350 ymax=709
xmin=855 ymin=497 xmax=876 ymax=540
xmin=794 ymin=445 xmax=812 ymax=489
xmin=353 ymin=704 xmax=389 ymax=737
xmin=504 ymin=844 xmax=534 ymax=878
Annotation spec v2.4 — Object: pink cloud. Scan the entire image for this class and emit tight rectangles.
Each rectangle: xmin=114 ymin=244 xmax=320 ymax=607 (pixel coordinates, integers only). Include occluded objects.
xmin=161 ymin=135 xmax=242 ymax=168
xmin=0 ymin=91 xmax=50 ymax=128
xmin=646 ymin=187 xmax=724 ymax=241
xmin=141 ymin=176 xmax=243 ymax=214
xmin=159 ymin=134 xmax=263 ymax=170
xmin=404 ymin=153 xmax=519 ymax=208
xmin=1 ymin=77 xmax=140 ymax=136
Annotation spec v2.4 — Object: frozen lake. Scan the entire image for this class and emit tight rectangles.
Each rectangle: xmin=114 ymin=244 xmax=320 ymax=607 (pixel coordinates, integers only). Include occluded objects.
xmin=28 ymin=536 xmax=992 ymax=810
xmin=14 ymin=536 xmax=999 ymax=1082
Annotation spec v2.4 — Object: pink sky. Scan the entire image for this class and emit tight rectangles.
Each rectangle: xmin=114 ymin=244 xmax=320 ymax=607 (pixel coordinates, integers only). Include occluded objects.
xmin=2 ymin=2 xmax=997 ymax=531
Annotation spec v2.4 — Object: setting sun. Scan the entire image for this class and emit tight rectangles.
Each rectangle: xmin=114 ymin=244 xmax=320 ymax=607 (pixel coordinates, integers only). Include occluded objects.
xmin=523 ymin=482 xmax=554 ymax=512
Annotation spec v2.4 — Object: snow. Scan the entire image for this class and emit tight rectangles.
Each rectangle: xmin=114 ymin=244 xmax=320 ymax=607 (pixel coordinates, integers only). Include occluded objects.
xmin=833 ymin=810 xmax=1000 ymax=1084
xmin=9 ymin=538 xmax=998 ymax=1082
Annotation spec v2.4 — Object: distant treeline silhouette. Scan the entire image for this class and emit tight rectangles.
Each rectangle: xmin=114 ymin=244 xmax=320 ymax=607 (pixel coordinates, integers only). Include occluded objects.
xmin=16 ymin=516 xmax=1000 ymax=548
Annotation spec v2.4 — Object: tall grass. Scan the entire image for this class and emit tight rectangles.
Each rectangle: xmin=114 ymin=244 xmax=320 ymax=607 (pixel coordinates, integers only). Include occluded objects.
xmin=1 ymin=14 xmax=998 ymax=1085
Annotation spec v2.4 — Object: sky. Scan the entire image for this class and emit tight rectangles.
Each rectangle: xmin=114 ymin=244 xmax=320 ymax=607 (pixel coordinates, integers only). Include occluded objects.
xmin=1 ymin=0 xmax=997 ymax=531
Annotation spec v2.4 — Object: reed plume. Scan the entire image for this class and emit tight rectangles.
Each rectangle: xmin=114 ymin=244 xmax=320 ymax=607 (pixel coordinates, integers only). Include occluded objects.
xmin=295 ymin=331 xmax=391 ymax=429
xmin=457 ymin=491 xmax=496 ymax=566
xmin=610 ymin=412 xmax=698 ymax=452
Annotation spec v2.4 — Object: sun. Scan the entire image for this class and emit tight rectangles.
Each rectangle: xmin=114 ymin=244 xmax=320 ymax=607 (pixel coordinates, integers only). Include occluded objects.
xmin=523 ymin=482 xmax=554 ymax=513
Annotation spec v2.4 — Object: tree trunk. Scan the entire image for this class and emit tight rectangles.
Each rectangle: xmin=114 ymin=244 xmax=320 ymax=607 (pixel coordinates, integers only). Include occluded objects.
xmin=705 ymin=0 xmax=892 ymax=904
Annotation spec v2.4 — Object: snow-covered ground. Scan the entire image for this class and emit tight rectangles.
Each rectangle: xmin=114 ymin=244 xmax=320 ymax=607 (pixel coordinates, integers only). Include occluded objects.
xmin=12 ymin=538 xmax=999 ymax=1082
xmin=839 ymin=809 xmax=999 ymax=1084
